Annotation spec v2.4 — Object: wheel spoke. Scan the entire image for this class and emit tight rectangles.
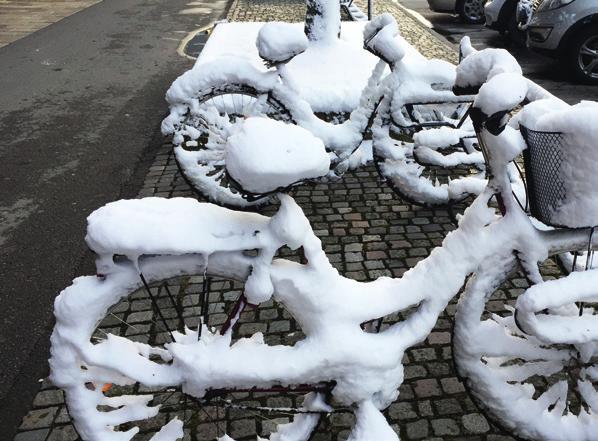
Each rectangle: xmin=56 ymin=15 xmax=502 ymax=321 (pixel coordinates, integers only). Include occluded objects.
xmin=535 ymin=381 xmax=568 ymax=414
xmin=582 ymin=58 xmax=598 ymax=75
xmin=580 ymin=43 xmax=598 ymax=58
xmin=578 ymin=379 xmax=598 ymax=411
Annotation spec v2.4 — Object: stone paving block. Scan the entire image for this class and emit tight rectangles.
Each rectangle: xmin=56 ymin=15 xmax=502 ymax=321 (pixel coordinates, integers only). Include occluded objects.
xmin=431 ymin=418 xmax=460 ymax=436
xmin=46 ymin=425 xmax=78 ymax=441
xmin=32 ymin=390 xmax=63 ymax=407
xmin=414 ymin=379 xmax=442 ymax=398
xmin=229 ymin=418 xmax=257 ymax=438
xmin=405 ymin=419 xmax=429 ymax=439
xmin=19 ymin=407 xmax=58 ymax=430
xmin=14 ymin=429 xmax=50 ymax=441
xmin=462 ymin=413 xmax=491 ymax=434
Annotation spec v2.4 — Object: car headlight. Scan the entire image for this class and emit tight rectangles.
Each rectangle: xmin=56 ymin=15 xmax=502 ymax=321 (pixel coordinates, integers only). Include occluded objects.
xmin=537 ymin=0 xmax=575 ymax=11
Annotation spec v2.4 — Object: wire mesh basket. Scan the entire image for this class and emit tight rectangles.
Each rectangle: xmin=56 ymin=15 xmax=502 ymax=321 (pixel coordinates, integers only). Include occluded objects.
xmin=520 ymin=125 xmax=568 ymax=227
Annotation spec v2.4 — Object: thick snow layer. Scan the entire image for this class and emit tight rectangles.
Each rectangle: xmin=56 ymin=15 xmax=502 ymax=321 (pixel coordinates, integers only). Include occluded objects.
xmin=519 ymin=99 xmax=598 ymax=228
xmin=476 ymin=72 xmax=528 ymax=116
xmin=305 ymin=0 xmax=341 ymax=42
xmin=455 ymin=48 xmax=522 ymax=89
xmin=455 ymin=47 xmax=555 ymax=116
xmin=363 ymin=13 xmax=405 ymax=65
xmin=164 ymin=17 xmax=482 ymax=209
xmin=53 ymin=128 xmax=597 ymax=441
xmin=413 ymin=126 xmax=473 ymax=149
xmin=256 ymin=22 xmax=308 ymax=62
xmin=173 ymin=21 xmax=424 ymax=113
xmin=53 ymin=147 xmax=546 ymax=440
xmin=86 ymin=198 xmax=271 ymax=262
xmin=454 ymin=253 xmax=598 ymax=441
xmin=347 ymin=400 xmax=399 ymax=441
xmin=225 ymin=117 xmax=330 ymax=193
xmin=516 ymin=269 xmax=598 ymax=345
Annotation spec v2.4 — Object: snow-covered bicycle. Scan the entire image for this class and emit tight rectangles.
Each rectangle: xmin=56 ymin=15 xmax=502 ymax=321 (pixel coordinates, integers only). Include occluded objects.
xmin=50 ymin=49 xmax=598 ymax=441
xmin=161 ymin=12 xmax=481 ymax=207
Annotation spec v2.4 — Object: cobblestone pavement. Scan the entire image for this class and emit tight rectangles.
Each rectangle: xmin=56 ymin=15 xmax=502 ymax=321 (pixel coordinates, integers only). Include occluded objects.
xmin=14 ymin=1 xmax=571 ymax=441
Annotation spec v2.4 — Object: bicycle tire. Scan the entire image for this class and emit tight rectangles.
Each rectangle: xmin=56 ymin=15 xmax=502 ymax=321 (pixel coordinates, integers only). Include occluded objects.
xmin=453 ymin=251 xmax=598 ymax=440
xmin=373 ymin=131 xmax=482 ymax=208
xmin=173 ymin=84 xmax=293 ymax=208
xmin=50 ymin=256 xmax=324 ymax=441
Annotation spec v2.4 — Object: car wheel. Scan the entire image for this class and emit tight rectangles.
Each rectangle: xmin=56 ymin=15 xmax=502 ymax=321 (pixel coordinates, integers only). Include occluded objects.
xmin=457 ymin=0 xmax=485 ymax=24
xmin=567 ymin=27 xmax=598 ymax=84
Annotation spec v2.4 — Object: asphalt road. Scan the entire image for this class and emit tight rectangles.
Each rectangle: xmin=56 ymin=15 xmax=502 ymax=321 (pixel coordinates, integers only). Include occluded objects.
xmin=0 ymin=0 xmax=226 ymax=434
xmin=400 ymin=0 xmax=597 ymax=103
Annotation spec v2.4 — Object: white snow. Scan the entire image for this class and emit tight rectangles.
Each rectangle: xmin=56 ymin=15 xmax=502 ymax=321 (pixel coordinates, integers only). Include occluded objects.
xmin=455 ymin=47 xmax=522 ymax=90
xmin=164 ymin=18 xmax=487 ymax=208
xmin=413 ymin=126 xmax=473 ymax=149
xmin=475 ymin=72 xmax=529 ymax=116
xmin=167 ymin=21 xmax=424 ymax=114
xmin=305 ymin=0 xmax=341 ymax=43
xmin=363 ymin=13 xmax=405 ymax=65
xmin=52 ymin=161 xmax=544 ymax=441
xmin=516 ymin=269 xmax=598 ymax=345
xmin=225 ymin=117 xmax=330 ymax=194
xmin=85 ymin=197 xmax=271 ymax=264
xmin=256 ymin=22 xmax=308 ymax=62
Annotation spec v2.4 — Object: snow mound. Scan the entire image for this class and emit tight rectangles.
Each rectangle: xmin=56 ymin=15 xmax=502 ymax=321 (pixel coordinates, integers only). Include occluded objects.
xmin=257 ymin=22 xmax=308 ymax=62
xmin=226 ymin=117 xmax=330 ymax=194
xmin=363 ymin=13 xmax=405 ymax=64
xmin=455 ymin=48 xmax=521 ymax=89
xmin=86 ymin=198 xmax=270 ymax=260
xmin=167 ymin=22 xmax=423 ymax=114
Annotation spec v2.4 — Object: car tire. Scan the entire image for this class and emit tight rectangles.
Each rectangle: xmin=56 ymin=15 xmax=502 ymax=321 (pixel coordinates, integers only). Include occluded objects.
xmin=566 ymin=26 xmax=598 ymax=85
xmin=457 ymin=0 xmax=485 ymax=24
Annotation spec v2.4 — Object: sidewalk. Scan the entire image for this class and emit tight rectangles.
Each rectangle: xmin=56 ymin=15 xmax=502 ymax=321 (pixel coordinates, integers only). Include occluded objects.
xmin=14 ymin=1 xmax=521 ymax=440
xmin=0 ymin=0 xmax=101 ymax=48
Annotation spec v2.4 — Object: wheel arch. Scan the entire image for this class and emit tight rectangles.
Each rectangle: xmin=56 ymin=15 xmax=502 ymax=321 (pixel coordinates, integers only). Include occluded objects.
xmin=557 ymin=13 xmax=598 ymax=56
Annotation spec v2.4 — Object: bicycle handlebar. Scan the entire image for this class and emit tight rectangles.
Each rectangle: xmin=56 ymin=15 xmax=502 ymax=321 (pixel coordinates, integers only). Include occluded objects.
xmin=363 ymin=13 xmax=405 ymax=66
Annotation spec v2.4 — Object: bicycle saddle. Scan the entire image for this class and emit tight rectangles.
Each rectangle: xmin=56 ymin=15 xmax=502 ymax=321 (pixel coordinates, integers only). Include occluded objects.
xmin=256 ymin=23 xmax=308 ymax=65
xmin=225 ymin=117 xmax=330 ymax=197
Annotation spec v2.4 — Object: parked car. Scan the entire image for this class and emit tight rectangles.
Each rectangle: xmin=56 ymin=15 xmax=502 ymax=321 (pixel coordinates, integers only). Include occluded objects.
xmin=484 ymin=0 xmax=526 ymax=41
xmin=521 ymin=0 xmax=598 ymax=84
xmin=427 ymin=0 xmax=486 ymax=24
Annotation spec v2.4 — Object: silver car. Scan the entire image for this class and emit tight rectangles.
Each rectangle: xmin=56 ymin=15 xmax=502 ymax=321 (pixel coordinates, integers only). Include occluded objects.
xmin=427 ymin=0 xmax=486 ymax=23
xmin=523 ymin=0 xmax=598 ymax=83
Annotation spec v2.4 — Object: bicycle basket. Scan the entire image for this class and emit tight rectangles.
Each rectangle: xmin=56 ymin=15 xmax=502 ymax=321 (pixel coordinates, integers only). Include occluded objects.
xmin=521 ymin=125 xmax=595 ymax=228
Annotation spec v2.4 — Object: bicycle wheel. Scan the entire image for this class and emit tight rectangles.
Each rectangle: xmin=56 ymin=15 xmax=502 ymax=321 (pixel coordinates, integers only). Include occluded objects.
xmin=173 ymin=84 xmax=293 ymax=208
xmin=454 ymin=251 xmax=598 ymax=440
xmin=374 ymin=127 xmax=485 ymax=207
xmin=50 ymin=256 xmax=324 ymax=441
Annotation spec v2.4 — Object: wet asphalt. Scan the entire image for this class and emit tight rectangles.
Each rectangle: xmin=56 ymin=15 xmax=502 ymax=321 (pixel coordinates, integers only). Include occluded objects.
xmin=0 ymin=0 xmax=226 ymax=434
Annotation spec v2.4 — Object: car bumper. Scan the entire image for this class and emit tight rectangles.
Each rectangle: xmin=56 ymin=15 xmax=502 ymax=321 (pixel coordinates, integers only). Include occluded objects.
xmin=526 ymin=8 xmax=572 ymax=52
xmin=427 ymin=0 xmax=457 ymax=13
